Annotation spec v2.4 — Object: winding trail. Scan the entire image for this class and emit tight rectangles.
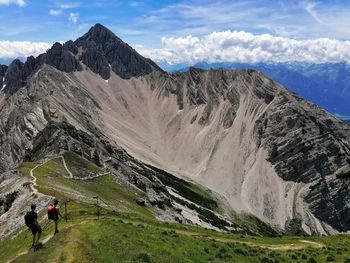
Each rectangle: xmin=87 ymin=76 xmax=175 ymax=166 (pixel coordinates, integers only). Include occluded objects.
xmin=58 ymin=156 xmax=74 ymax=179
xmin=29 ymin=156 xmax=74 ymax=196
xmin=29 ymin=158 xmax=55 ymax=198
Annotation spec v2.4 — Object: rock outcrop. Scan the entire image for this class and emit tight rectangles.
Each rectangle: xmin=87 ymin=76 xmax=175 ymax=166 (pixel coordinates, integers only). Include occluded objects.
xmin=37 ymin=42 xmax=82 ymax=73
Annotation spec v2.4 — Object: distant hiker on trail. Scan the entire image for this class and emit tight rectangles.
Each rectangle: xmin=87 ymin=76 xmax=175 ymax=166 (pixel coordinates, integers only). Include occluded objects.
xmin=24 ymin=204 xmax=42 ymax=249
xmin=48 ymin=199 xmax=62 ymax=235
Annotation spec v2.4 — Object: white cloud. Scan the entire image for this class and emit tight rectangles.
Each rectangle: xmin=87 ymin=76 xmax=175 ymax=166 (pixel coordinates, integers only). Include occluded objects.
xmin=49 ymin=9 xmax=62 ymax=16
xmin=300 ymin=1 xmax=325 ymax=25
xmin=49 ymin=2 xmax=80 ymax=18
xmin=0 ymin=0 xmax=26 ymax=6
xmin=69 ymin=12 xmax=79 ymax=23
xmin=136 ymin=31 xmax=350 ymax=65
xmin=56 ymin=2 xmax=80 ymax=9
xmin=0 ymin=41 xmax=51 ymax=59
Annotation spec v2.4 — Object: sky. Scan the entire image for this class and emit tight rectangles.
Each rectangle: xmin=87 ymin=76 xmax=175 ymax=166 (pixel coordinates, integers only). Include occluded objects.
xmin=0 ymin=0 xmax=350 ymax=65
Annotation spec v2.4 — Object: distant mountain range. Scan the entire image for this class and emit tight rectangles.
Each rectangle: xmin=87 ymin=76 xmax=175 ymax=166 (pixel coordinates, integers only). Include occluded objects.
xmin=162 ymin=61 xmax=350 ymax=119
xmin=3 ymin=54 xmax=349 ymax=119
xmin=0 ymin=57 xmax=25 ymax=65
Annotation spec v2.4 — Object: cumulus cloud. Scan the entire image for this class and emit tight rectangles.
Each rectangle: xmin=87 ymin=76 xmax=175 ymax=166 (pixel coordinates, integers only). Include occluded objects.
xmin=0 ymin=0 xmax=26 ymax=6
xmin=69 ymin=12 xmax=79 ymax=23
xmin=136 ymin=31 xmax=350 ymax=65
xmin=0 ymin=41 xmax=51 ymax=59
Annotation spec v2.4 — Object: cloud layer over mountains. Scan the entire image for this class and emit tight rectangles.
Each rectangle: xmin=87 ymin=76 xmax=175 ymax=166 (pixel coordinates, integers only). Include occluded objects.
xmin=0 ymin=41 xmax=50 ymax=59
xmin=137 ymin=31 xmax=350 ymax=65
xmin=1 ymin=30 xmax=350 ymax=66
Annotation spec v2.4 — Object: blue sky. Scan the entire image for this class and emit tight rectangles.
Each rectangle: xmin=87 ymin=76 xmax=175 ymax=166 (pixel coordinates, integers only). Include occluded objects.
xmin=1 ymin=0 xmax=350 ymax=64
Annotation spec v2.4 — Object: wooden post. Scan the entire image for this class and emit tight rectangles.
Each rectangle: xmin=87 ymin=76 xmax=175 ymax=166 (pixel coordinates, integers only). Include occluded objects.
xmin=64 ymin=200 xmax=68 ymax=222
xmin=93 ymin=196 xmax=100 ymax=220
xmin=97 ymin=197 xmax=100 ymax=220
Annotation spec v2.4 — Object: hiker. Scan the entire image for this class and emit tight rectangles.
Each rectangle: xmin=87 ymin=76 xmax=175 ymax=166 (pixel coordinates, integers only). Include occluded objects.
xmin=48 ymin=199 xmax=62 ymax=235
xmin=24 ymin=204 xmax=42 ymax=249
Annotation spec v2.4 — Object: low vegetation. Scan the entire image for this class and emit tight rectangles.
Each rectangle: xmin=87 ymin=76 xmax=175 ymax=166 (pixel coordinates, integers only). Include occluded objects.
xmin=1 ymin=152 xmax=350 ymax=262
xmin=142 ymin=163 xmax=218 ymax=211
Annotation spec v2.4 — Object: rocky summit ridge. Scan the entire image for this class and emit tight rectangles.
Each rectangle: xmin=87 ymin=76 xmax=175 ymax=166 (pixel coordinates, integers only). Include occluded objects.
xmin=0 ymin=24 xmax=350 ymax=237
xmin=1 ymin=23 xmax=162 ymax=95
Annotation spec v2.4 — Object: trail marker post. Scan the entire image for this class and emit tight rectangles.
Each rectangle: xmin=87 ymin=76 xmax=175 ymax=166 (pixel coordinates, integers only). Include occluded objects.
xmin=93 ymin=196 xmax=100 ymax=219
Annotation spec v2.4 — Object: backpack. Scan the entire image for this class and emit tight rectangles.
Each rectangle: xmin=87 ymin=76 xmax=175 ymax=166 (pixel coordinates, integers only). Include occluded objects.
xmin=47 ymin=205 xmax=57 ymax=220
xmin=24 ymin=211 xmax=34 ymax=227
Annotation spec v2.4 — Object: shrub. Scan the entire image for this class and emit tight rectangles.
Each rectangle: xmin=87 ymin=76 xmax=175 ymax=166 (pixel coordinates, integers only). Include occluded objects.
xmin=326 ymin=254 xmax=336 ymax=262
xmin=219 ymin=247 xmax=228 ymax=254
xmin=260 ymin=257 xmax=273 ymax=263
xmin=133 ymin=252 xmax=153 ymax=263
xmin=234 ymin=248 xmax=247 ymax=255
xmin=203 ymin=248 xmax=210 ymax=254
xmin=216 ymin=247 xmax=232 ymax=260
xmin=307 ymin=257 xmax=317 ymax=263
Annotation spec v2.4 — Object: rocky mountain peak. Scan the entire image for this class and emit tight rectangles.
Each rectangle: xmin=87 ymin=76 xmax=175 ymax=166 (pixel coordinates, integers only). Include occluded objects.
xmin=75 ymin=23 xmax=163 ymax=79
xmin=0 ymin=24 xmax=163 ymax=95
xmin=75 ymin=23 xmax=122 ymax=48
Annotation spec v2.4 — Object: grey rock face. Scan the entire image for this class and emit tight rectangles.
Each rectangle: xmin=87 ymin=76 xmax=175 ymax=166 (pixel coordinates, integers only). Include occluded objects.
xmin=3 ymin=59 xmax=26 ymax=93
xmin=0 ymin=65 xmax=6 ymax=88
xmin=63 ymin=40 xmax=79 ymax=55
xmin=0 ymin=65 xmax=7 ymax=80
xmin=250 ymin=75 xmax=350 ymax=232
xmin=151 ymin=68 xmax=350 ymax=232
xmin=0 ymin=191 xmax=18 ymax=215
xmin=81 ymin=48 xmax=110 ymax=79
xmin=75 ymin=23 xmax=163 ymax=79
xmin=38 ymin=42 xmax=82 ymax=73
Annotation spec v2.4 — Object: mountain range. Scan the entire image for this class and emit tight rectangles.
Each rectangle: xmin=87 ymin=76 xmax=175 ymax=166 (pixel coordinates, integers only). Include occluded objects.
xmin=164 ymin=61 xmax=350 ymax=120
xmin=1 ymin=24 xmax=350 ymax=246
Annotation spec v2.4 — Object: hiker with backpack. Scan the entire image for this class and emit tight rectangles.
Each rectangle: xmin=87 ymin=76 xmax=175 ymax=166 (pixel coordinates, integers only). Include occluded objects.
xmin=48 ymin=199 xmax=62 ymax=235
xmin=24 ymin=204 xmax=42 ymax=249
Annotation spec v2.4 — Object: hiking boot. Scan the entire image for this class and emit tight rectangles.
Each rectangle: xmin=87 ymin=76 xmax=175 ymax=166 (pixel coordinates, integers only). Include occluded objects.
xmin=34 ymin=242 xmax=43 ymax=251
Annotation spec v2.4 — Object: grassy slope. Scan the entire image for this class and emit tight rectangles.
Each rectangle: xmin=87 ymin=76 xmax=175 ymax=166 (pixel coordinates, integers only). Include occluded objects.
xmin=1 ymin=152 xmax=350 ymax=263
xmin=62 ymin=151 xmax=102 ymax=177
xmin=9 ymin=218 xmax=350 ymax=263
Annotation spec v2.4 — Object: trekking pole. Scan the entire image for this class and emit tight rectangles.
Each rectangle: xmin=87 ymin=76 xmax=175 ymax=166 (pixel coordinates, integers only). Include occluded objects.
xmin=64 ymin=200 xmax=68 ymax=222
